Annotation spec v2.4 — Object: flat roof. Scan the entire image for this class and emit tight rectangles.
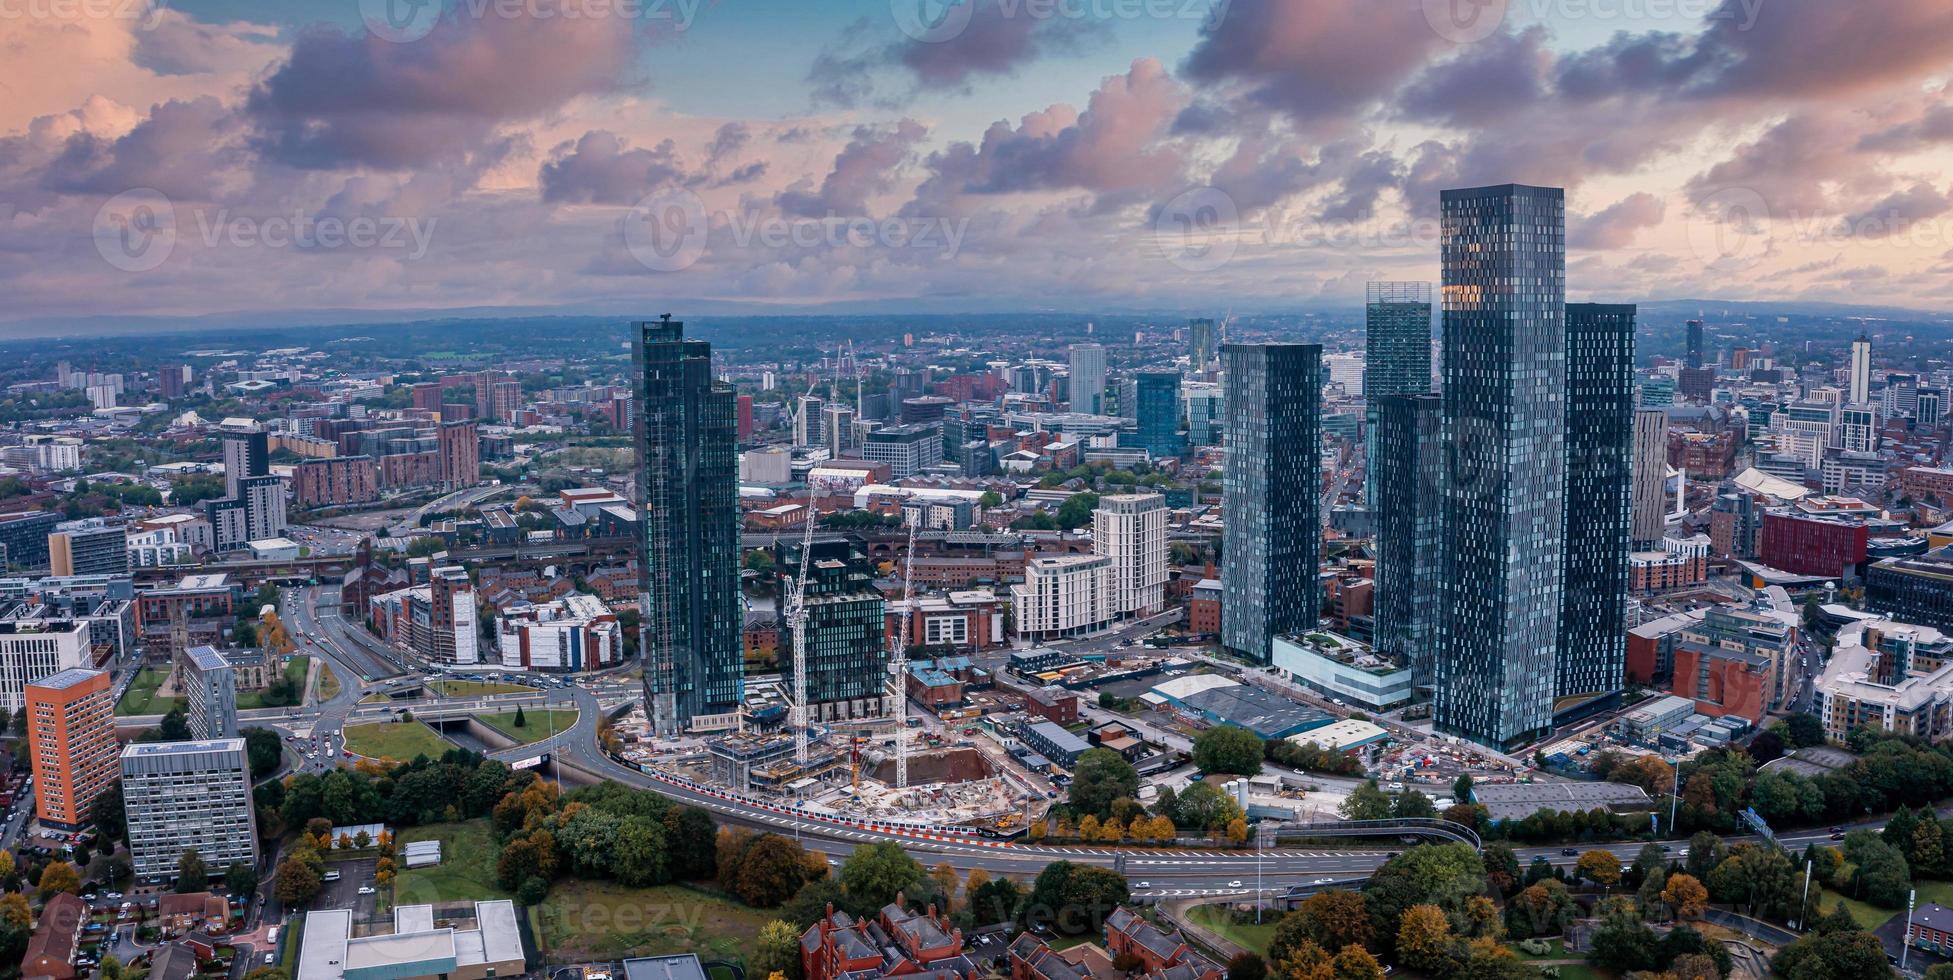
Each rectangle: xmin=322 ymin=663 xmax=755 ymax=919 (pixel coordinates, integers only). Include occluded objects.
xmin=28 ymin=666 xmax=105 ymax=691
xmin=1470 ymin=782 xmax=1653 ymax=821
xmin=623 ymin=955 xmax=711 ymax=980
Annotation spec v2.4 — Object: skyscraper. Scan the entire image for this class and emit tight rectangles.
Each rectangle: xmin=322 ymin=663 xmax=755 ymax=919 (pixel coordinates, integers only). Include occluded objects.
xmin=637 ymin=316 xmax=743 ymax=733
xmin=1096 ymin=493 xmax=1167 ymax=619
xmin=1371 ymin=393 xmax=1442 ymax=694
xmin=25 ymin=667 xmax=117 ymax=830
xmin=794 ymin=395 xmax=825 ymax=447
xmin=775 ymin=537 xmax=886 ymax=722
xmin=1188 ymin=318 xmax=1219 ymax=370
xmin=1221 ymin=343 xmax=1321 ymax=664
xmin=1631 ymin=408 xmax=1669 ymax=548
xmin=1558 ymin=303 xmax=1636 ymax=701
xmin=1434 ymin=184 xmax=1566 ymax=751
xmin=182 ymin=645 xmax=238 ymax=740
xmin=220 ymin=422 xmax=268 ymax=498
xmin=1685 ymin=318 xmax=1705 ymax=369
xmin=1849 ymin=333 xmax=1873 ymax=405
xmin=1132 ymin=371 xmax=1184 ymax=458
xmin=1069 ymin=343 xmax=1106 ymax=414
xmin=121 ymin=739 xmax=257 ymax=882
xmin=1363 ymin=281 xmax=1433 ymax=504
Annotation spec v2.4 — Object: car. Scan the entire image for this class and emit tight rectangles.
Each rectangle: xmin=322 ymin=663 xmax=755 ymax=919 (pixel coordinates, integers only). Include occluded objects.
xmin=1830 ymin=831 xmax=1845 ymax=841
xmin=82 ymin=893 xmax=97 ymax=901
xmin=1561 ymin=848 xmax=1579 ymax=857
xmin=1660 ymin=845 xmax=1672 ymax=853
xmin=1227 ymin=880 xmax=1243 ymax=888
xmin=266 ymin=954 xmax=277 ymax=966
xmin=105 ymin=891 xmax=122 ymax=899
xmin=1135 ymin=881 xmax=1151 ymax=890
xmin=1311 ymin=877 xmax=1335 ymax=885
xmin=357 ymin=886 xmax=376 ymax=895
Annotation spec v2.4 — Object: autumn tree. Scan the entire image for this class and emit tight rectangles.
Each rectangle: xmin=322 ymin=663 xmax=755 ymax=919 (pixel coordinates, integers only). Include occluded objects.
xmin=1662 ymin=873 xmax=1709 ymax=920
xmin=1394 ymin=904 xmax=1454 ymax=974
xmin=1291 ymin=889 xmax=1373 ymax=952
xmin=37 ymin=861 xmax=81 ymax=898
xmin=1576 ymin=850 xmax=1622 ymax=888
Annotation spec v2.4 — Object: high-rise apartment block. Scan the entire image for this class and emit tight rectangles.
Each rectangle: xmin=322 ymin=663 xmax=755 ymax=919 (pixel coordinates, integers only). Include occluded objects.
xmin=776 ymin=538 xmax=887 ymax=721
xmin=1433 ymin=184 xmax=1567 ymax=750
xmin=638 ymin=317 xmax=743 ymax=733
xmin=207 ymin=420 xmax=287 ymax=552
xmin=1372 ymin=394 xmax=1442 ymax=694
xmin=1849 ymin=333 xmax=1873 ymax=405
xmin=121 ymin=738 xmax=257 ymax=882
xmin=1221 ymin=343 xmax=1322 ymax=664
xmin=1068 ymin=343 xmax=1106 ymax=414
xmin=1363 ymin=282 xmax=1434 ymax=504
xmin=181 ymin=645 xmax=238 ymax=740
xmin=49 ymin=519 xmax=129 ymax=577
xmin=1631 ymin=408 xmax=1669 ymax=547
xmin=1188 ymin=318 xmax=1219 ymax=369
xmin=25 ymin=667 xmax=117 ymax=829
xmin=1095 ymin=494 xmax=1167 ymax=619
xmin=0 ymin=618 xmax=91 ymax=713
xmin=1558 ymin=304 xmax=1636 ymax=701
xmin=1131 ymin=371 xmax=1184 ymax=459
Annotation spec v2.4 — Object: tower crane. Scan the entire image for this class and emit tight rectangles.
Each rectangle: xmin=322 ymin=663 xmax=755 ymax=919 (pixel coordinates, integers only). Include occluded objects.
xmin=890 ymin=511 xmax=922 ymax=788
xmin=785 ymin=503 xmax=819 ymax=764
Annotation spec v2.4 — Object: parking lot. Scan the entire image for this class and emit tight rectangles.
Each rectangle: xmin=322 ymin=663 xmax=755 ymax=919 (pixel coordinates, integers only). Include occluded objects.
xmin=313 ymin=857 xmax=381 ymax=918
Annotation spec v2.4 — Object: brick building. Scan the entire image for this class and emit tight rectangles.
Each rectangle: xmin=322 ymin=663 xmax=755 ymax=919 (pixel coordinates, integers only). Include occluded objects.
xmin=799 ymin=899 xmax=975 ymax=980
xmin=292 ymin=455 xmax=379 ymax=508
xmin=1759 ymin=510 xmax=1869 ymax=578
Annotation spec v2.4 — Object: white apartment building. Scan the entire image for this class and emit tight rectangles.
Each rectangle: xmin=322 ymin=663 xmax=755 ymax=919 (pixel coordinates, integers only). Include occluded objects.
xmin=127 ymin=526 xmax=193 ymax=567
xmin=495 ymin=593 xmax=621 ymax=671
xmin=121 ymin=738 xmax=258 ymax=881
xmin=0 ymin=619 xmax=90 ymax=713
xmin=1094 ymin=493 xmax=1167 ymax=619
xmin=1011 ymin=554 xmax=1113 ymax=642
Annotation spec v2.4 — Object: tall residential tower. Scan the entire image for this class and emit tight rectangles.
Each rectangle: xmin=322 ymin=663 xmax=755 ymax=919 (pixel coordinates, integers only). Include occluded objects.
xmin=1558 ymin=304 xmax=1636 ymax=701
xmin=1221 ymin=343 xmax=1322 ymax=664
xmin=1363 ymin=281 xmax=1433 ymax=504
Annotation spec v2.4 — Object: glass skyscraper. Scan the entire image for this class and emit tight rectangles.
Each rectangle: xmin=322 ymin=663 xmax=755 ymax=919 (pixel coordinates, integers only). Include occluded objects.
xmin=1433 ymin=184 xmax=1566 ymax=751
xmin=1221 ymin=343 xmax=1321 ymax=664
xmin=1189 ymin=317 xmax=1219 ymax=369
xmin=1362 ymin=282 xmax=1433 ymax=505
xmin=637 ymin=316 xmax=743 ymax=733
xmin=1133 ymin=370 xmax=1185 ymax=459
xmin=1371 ymin=393 xmax=1442 ymax=695
xmin=1558 ymin=304 xmax=1636 ymax=701
xmin=775 ymin=537 xmax=887 ymax=721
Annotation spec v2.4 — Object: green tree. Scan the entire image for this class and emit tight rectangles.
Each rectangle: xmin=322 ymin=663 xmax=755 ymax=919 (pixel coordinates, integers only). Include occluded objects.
xmin=613 ymin=815 xmax=671 ymax=887
xmin=513 ymin=704 xmax=527 ymax=728
xmin=751 ymin=921 xmax=803 ymax=980
xmin=175 ymin=849 xmax=208 ymax=891
xmin=840 ymin=841 xmax=927 ymax=912
xmin=225 ymin=862 xmax=256 ymax=895
xmin=1067 ymin=748 xmax=1140 ymax=817
xmin=1452 ymin=773 xmax=1474 ymax=803
xmin=1587 ymin=897 xmax=1656 ymax=973
xmin=1225 ymin=953 xmax=1267 ymax=980
xmin=1054 ymin=492 xmax=1100 ymax=530
xmin=1191 ymin=725 xmax=1263 ymax=775
xmin=967 ymin=876 xmax=1023 ymax=927
xmin=1339 ymin=781 xmax=1393 ymax=821
xmin=1773 ymin=928 xmax=1895 ymax=980
xmin=736 ymin=834 xmax=819 ymax=908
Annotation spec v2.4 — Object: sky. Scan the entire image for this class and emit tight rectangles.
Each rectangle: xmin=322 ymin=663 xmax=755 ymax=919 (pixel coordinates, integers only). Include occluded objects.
xmin=3 ymin=0 xmax=1952 ymax=326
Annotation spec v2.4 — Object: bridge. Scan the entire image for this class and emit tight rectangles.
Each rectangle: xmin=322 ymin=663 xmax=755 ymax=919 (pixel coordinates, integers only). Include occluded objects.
xmin=1274 ymin=818 xmax=1482 ymax=851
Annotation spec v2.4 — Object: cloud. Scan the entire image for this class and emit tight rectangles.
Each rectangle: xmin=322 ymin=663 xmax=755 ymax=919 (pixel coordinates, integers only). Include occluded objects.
xmin=539 ymin=132 xmax=693 ymax=205
xmin=1570 ymin=192 xmax=1668 ymax=249
xmin=778 ymin=120 xmax=927 ymax=217
xmin=1838 ymin=183 xmax=1952 ymax=238
xmin=245 ymin=9 xmax=637 ymax=170
xmin=44 ymin=96 xmax=244 ymax=201
xmin=1180 ymin=0 xmax=1445 ymax=126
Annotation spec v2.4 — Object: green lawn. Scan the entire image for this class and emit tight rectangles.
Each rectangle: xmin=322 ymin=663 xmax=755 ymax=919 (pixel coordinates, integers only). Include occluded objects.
xmin=1819 ymin=886 xmax=1922 ymax=930
xmin=477 ymin=709 xmax=579 ymax=745
xmin=392 ymin=821 xmax=511 ymax=907
xmin=429 ymin=679 xmax=538 ymax=697
xmin=116 ymin=667 xmax=182 ymax=716
xmin=319 ymin=661 xmax=342 ymax=700
xmin=342 ymin=721 xmax=454 ymax=762
xmin=536 ymin=880 xmax=776 ymax=965
xmin=1185 ymin=903 xmax=1277 ymax=956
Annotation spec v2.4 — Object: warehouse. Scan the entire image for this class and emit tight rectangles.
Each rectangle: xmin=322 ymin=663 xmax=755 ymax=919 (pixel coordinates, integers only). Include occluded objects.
xmin=1467 ymin=782 xmax=1654 ymax=822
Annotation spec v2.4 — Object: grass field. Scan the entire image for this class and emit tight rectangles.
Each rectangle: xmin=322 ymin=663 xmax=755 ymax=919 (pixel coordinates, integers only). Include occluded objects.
xmin=1185 ymin=904 xmax=1277 ymax=956
xmin=342 ymin=720 xmax=454 ymax=762
xmin=1820 ymin=885 xmax=1920 ymax=930
xmin=536 ymin=880 xmax=774 ymax=964
xmin=478 ymin=709 xmax=579 ymax=745
xmin=392 ymin=821 xmax=511 ymax=908
xmin=237 ymin=656 xmax=310 ymax=709
xmin=319 ymin=662 xmax=342 ymax=700
xmin=429 ymin=678 xmax=539 ymax=697
xmin=116 ymin=666 xmax=182 ymax=716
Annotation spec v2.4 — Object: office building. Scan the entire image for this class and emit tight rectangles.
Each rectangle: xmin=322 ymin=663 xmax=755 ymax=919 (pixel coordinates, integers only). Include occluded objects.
xmin=1868 ymin=547 xmax=1953 ymax=631
xmin=1095 ymin=494 xmax=1166 ymax=619
xmin=180 ymin=645 xmax=238 ymax=740
xmin=121 ymin=738 xmax=257 ymax=881
xmin=1434 ymin=183 xmax=1566 ymax=751
xmin=822 ymin=403 xmax=856 ymax=457
xmin=0 ymin=510 xmax=60 ymax=570
xmin=0 ymin=618 xmax=91 ymax=713
xmin=24 ymin=668 xmax=117 ymax=829
xmin=1130 ymin=371 xmax=1184 ymax=458
xmin=495 ymin=593 xmax=621 ymax=672
xmin=1363 ymin=281 xmax=1434 ymax=504
xmin=1557 ymin=304 xmax=1635 ymax=701
xmin=862 ymin=424 xmax=943 ymax=479
xmin=1221 ymin=342 xmax=1322 ymax=664
xmin=1685 ymin=319 xmax=1705 ymax=369
xmin=1183 ymin=381 xmax=1223 ymax=447
xmin=776 ymin=538 xmax=886 ymax=721
xmin=637 ymin=317 xmax=743 ymax=734
xmin=48 ymin=520 xmax=129 ymax=577
xmin=1068 ymin=343 xmax=1106 ymax=413
xmin=794 ymin=395 xmax=824 ymax=448
xmin=220 ymin=421 xmax=269 ymax=497
xmin=1631 ymin=408 xmax=1669 ymax=547
xmin=1371 ymin=394 xmax=1442 ymax=693
xmin=1849 ymin=333 xmax=1873 ymax=405
xmin=1189 ymin=317 xmax=1219 ymax=369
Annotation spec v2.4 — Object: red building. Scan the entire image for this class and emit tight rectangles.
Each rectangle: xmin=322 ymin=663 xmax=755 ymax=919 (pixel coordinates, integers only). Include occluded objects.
xmin=292 ymin=455 xmax=379 ymax=507
xmin=1024 ymin=686 xmax=1079 ymax=724
xmin=1187 ymin=578 xmax=1221 ymax=634
xmin=736 ymin=394 xmax=754 ymax=442
xmin=884 ymin=592 xmax=1004 ymax=652
xmin=1670 ymin=644 xmax=1769 ymax=723
xmin=800 ymin=899 xmax=974 ymax=980
xmin=1759 ymin=510 xmax=1868 ymax=577
xmin=1102 ymin=908 xmax=1223 ymax=980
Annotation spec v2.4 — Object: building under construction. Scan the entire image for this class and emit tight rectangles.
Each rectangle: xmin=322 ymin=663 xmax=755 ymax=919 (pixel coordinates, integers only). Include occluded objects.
xmin=704 ymin=731 xmax=846 ymax=792
xmin=773 ymin=537 xmax=888 ymax=722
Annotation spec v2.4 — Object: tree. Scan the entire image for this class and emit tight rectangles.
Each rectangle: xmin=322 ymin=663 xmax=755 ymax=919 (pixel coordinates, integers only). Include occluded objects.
xmin=840 ymin=841 xmax=927 ymax=912
xmin=736 ymin=834 xmax=820 ymax=908
xmin=1662 ymin=873 xmax=1709 ymax=919
xmin=1054 ymin=492 xmax=1100 ymax=530
xmin=1392 ymin=789 xmax=1438 ymax=819
xmin=1481 ymin=843 xmax=1522 ymax=896
xmin=158 ymin=707 xmax=191 ymax=742
xmin=275 ymin=855 xmax=321 ymax=904
xmin=1292 ymin=889 xmax=1372 ymax=952
xmin=1608 ymin=754 xmax=1675 ymax=793
xmin=1394 ymin=904 xmax=1454 ymax=974
xmin=0 ymin=893 xmax=30 ymax=929
xmin=38 ymin=860 xmax=80 ymax=898
xmin=513 ymin=704 xmax=527 ymax=728
xmin=90 ymin=780 xmax=127 ymax=843
xmin=1329 ymin=945 xmax=1384 ymax=980
xmin=1338 ymin=781 xmax=1393 ymax=821
xmin=967 ymin=876 xmax=1023 ymax=927
xmin=1773 ymin=928 xmax=1895 ymax=980
xmin=1452 ymin=773 xmax=1475 ymax=803
xmin=1575 ymin=850 xmax=1621 ymax=888
xmin=1504 ymin=880 xmax=1576 ymax=940
xmin=244 ymin=728 xmax=283 ymax=780
xmin=1226 ymin=952 xmax=1268 ymax=980
xmin=1781 ymin=712 xmax=1826 ymax=748
xmin=751 ymin=920 xmax=803 ymax=980
xmin=1684 ymin=831 xmax=1725 ymax=878
xmin=1587 ymin=898 xmax=1657 ymax=973
xmin=930 ymin=862 xmax=961 ymax=911
xmin=1170 ymin=781 xmax=1244 ymax=831
xmin=1191 ymin=725 xmax=1263 ymax=776
xmin=1024 ymin=862 xmax=1128 ymax=936
xmin=613 ymin=815 xmax=671 ymax=887
xmin=226 ymin=862 xmax=257 ymax=895
xmin=172 ymin=848 xmax=208 ymax=891
xmin=1069 ymin=749 xmax=1140 ymax=817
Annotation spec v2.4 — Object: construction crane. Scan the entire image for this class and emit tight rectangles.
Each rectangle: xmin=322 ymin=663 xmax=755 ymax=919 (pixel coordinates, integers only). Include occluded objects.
xmin=889 ymin=511 xmax=922 ymax=788
xmin=785 ymin=503 xmax=819 ymax=764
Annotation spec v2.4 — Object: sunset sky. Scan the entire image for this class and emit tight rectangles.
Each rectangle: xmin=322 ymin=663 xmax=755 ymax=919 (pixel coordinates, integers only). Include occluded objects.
xmin=4 ymin=0 xmax=1951 ymax=324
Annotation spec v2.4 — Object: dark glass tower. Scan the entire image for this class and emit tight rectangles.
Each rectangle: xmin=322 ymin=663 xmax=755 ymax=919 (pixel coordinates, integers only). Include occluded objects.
xmin=1558 ymin=304 xmax=1636 ymax=700
xmin=1221 ymin=343 xmax=1321 ymax=664
xmin=637 ymin=316 xmax=743 ymax=733
xmin=775 ymin=537 xmax=887 ymax=721
xmin=1434 ymin=184 xmax=1566 ymax=751
xmin=1371 ymin=393 xmax=1442 ymax=694
xmin=1363 ymin=281 xmax=1433 ymax=505
xmin=1189 ymin=318 xmax=1219 ymax=369
xmin=1133 ymin=370 xmax=1185 ymax=459
xmin=1685 ymin=318 xmax=1705 ymax=369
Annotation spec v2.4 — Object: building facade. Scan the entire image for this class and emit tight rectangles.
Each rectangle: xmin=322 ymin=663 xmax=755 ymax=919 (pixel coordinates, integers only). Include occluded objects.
xmin=1371 ymin=393 xmax=1442 ymax=693
xmin=1131 ymin=371 xmax=1184 ymax=459
xmin=1094 ymin=494 xmax=1166 ymax=620
xmin=1631 ymin=408 xmax=1669 ymax=547
xmin=1362 ymin=281 xmax=1433 ymax=504
xmin=779 ymin=538 xmax=888 ymax=721
xmin=0 ymin=618 xmax=90 ymax=713
xmin=862 ymin=424 xmax=944 ymax=478
xmin=1012 ymin=555 xmax=1113 ymax=641
xmin=25 ymin=667 xmax=117 ymax=829
xmin=1221 ymin=342 xmax=1322 ymax=664
xmin=1558 ymin=303 xmax=1635 ymax=700
xmin=121 ymin=738 xmax=257 ymax=881
xmin=1068 ymin=343 xmax=1106 ymax=414
xmin=181 ymin=645 xmax=238 ymax=740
